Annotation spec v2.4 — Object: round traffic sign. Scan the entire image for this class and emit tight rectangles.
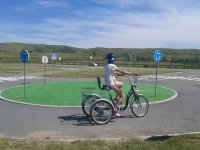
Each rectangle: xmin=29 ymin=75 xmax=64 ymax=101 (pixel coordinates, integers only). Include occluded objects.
xmin=42 ymin=56 xmax=48 ymax=64
xmin=125 ymin=53 xmax=132 ymax=62
xmin=154 ymin=50 xmax=162 ymax=63
xmin=20 ymin=50 xmax=29 ymax=63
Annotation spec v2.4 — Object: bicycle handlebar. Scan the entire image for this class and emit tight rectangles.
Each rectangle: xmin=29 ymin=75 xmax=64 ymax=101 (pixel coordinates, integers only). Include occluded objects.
xmin=128 ymin=75 xmax=144 ymax=93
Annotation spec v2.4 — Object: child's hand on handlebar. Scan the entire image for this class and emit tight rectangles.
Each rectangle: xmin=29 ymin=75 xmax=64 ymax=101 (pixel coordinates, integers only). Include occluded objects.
xmin=135 ymin=73 xmax=141 ymax=76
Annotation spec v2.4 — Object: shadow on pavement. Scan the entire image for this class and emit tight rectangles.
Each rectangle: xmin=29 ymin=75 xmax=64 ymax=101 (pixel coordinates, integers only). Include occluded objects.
xmin=58 ymin=114 xmax=118 ymax=126
xmin=58 ymin=114 xmax=94 ymax=126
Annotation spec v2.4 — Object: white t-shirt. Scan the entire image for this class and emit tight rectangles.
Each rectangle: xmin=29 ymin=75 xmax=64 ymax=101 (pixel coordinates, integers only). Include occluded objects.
xmin=104 ymin=63 xmax=118 ymax=86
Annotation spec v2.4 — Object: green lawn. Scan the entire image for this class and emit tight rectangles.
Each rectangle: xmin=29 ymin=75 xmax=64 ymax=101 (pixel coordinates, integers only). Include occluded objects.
xmin=0 ymin=82 xmax=175 ymax=106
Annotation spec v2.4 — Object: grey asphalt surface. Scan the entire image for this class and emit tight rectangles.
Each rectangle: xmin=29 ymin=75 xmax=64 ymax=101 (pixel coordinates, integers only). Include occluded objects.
xmin=0 ymin=69 xmax=200 ymax=140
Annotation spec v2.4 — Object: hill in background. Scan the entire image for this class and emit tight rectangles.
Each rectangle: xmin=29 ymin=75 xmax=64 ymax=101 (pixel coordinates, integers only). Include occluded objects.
xmin=0 ymin=42 xmax=200 ymax=63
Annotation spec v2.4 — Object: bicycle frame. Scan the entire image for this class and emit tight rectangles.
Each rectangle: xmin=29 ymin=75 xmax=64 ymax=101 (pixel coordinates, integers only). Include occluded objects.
xmin=105 ymin=77 xmax=140 ymax=111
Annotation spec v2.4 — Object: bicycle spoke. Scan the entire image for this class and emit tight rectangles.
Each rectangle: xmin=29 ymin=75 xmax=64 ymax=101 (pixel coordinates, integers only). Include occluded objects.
xmin=131 ymin=95 xmax=149 ymax=117
xmin=90 ymin=100 xmax=113 ymax=125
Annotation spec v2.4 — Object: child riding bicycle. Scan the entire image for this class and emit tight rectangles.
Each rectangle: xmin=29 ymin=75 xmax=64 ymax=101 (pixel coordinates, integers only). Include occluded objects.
xmin=104 ymin=53 xmax=140 ymax=117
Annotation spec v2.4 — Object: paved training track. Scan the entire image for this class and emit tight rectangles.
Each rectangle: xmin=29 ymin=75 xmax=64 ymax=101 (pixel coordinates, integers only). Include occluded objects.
xmin=0 ymin=69 xmax=200 ymax=140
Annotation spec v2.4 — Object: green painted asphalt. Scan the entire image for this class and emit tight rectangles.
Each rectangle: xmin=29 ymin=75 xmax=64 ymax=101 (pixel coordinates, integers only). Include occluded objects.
xmin=0 ymin=82 xmax=176 ymax=107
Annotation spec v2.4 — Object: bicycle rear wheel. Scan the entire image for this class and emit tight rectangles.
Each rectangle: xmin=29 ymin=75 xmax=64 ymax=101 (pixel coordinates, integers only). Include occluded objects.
xmin=90 ymin=99 xmax=114 ymax=125
xmin=81 ymin=94 xmax=101 ymax=117
xmin=130 ymin=95 xmax=149 ymax=117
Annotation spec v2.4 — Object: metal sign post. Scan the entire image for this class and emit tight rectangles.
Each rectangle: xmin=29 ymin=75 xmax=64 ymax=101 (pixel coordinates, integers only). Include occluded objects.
xmin=155 ymin=63 xmax=158 ymax=97
xmin=89 ymin=56 xmax=92 ymax=69
xmin=20 ymin=50 xmax=29 ymax=98
xmin=125 ymin=53 xmax=132 ymax=71
xmin=42 ymin=56 xmax=48 ymax=84
xmin=51 ymin=53 xmax=57 ymax=77
xmin=154 ymin=50 xmax=162 ymax=97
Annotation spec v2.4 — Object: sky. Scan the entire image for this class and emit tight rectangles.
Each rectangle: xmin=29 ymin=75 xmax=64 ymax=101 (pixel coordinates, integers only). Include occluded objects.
xmin=0 ymin=0 xmax=200 ymax=48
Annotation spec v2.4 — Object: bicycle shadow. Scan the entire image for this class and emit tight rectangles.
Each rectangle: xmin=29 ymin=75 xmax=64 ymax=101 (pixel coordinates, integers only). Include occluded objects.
xmin=58 ymin=114 xmax=93 ymax=126
xmin=58 ymin=114 xmax=116 ymax=126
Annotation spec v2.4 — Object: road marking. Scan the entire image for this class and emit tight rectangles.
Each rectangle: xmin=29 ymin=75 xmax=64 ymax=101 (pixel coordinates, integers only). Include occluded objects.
xmin=142 ymin=75 xmax=200 ymax=82
xmin=0 ymin=76 xmax=38 ymax=83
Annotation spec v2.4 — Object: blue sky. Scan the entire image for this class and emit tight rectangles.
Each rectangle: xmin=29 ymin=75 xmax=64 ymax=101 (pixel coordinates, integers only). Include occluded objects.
xmin=0 ymin=0 xmax=200 ymax=48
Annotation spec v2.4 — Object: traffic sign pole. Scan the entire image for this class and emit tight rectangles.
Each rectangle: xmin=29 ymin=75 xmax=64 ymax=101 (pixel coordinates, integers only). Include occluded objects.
xmin=44 ymin=63 xmax=46 ymax=84
xmin=24 ymin=63 xmax=26 ymax=98
xmin=42 ymin=56 xmax=48 ymax=84
xmin=125 ymin=53 xmax=132 ymax=71
xmin=154 ymin=50 xmax=162 ymax=97
xmin=155 ymin=63 xmax=158 ymax=97
xmin=20 ymin=50 xmax=29 ymax=98
xmin=51 ymin=53 xmax=57 ymax=77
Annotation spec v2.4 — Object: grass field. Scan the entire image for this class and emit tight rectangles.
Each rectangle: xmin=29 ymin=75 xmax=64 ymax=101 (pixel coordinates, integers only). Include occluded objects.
xmin=0 ymin=63 xmax=183 ymax=76
xmin=46 ymin=66 xmax=183 ymax=78
xmin=0 ymin=63 xmax=63 ymax=74
xmin=0 ymin=134 xmax=200 ymax=150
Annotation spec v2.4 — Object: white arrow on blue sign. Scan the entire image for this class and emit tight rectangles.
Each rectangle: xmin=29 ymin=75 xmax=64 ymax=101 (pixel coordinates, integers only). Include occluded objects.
xmin=154 ymin=50 xmax=162 ymax=63
xmin=20 ymin=50 xmax=29 ymax=63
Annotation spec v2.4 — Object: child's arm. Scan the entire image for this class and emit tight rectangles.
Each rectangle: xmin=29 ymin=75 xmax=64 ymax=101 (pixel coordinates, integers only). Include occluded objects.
xmin=115 ymin=68 xmax=140 ymax=76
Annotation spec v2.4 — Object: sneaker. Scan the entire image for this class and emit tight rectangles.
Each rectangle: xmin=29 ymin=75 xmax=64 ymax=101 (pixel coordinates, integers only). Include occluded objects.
xmin=115 ymin=111 xmax=121 ymax=117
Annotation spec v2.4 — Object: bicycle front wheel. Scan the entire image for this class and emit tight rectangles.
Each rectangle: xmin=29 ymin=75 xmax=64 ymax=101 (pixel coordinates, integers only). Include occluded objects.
xmin=81 ymin=94 xmax=101 ymax=117
xmin=130 ymin=95 xmax=149 ymax=117
xmin=90 ymin=99 xmax=114 ymax=125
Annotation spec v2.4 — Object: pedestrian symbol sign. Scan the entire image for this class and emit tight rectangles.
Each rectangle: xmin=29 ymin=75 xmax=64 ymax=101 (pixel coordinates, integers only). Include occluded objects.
xmin=51 ymin=53 xmax=57 ymax=60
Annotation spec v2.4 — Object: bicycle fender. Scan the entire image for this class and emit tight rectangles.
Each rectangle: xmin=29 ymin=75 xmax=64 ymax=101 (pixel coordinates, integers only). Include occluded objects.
xmin=94 ymin=99 xmax=114 ymax=108
xmin=81 ymin=94 xmax=101 ymax=105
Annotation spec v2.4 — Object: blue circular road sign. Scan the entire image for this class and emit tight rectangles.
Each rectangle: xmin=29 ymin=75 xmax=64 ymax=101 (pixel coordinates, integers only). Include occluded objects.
xmin=20 ymin=50 xmax=29 ymax=63
xmin=125 ymin=53 xmax=132 ymax=62
xmin=154 ymin=50 xmax=162 ymax=63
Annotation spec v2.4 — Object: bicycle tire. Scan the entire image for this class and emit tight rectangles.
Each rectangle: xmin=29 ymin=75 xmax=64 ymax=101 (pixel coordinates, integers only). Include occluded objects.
xmin=130 ymin=94 xmax=149 ymax=117
xmin=90 ymin=99 xmax=114 ymax=125
xmin=81 ymin=94 xmax=101 ymax=117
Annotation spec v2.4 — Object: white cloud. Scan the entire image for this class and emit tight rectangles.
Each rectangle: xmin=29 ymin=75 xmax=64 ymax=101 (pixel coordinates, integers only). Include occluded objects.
xmin=2 ymin=0 xmax=200 ymax=48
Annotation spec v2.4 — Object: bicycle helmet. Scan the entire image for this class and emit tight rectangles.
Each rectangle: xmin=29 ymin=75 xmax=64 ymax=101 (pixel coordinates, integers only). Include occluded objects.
xmin=106 ymin=53 xmax=116 ymax=63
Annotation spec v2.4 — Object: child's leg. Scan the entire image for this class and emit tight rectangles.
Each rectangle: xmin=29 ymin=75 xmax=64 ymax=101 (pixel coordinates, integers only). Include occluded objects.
xmin=115 ymin=81 xmax=124 ymax=89
xmin=115 ymin=81 xmax=124 ymax=104
xmin=110 ymin=85 xmax=125 ymax=110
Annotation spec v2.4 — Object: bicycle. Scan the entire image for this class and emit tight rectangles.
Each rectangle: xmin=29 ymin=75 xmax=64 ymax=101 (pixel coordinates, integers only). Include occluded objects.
xmin=89 ymin=76 xmax=149 ymax=125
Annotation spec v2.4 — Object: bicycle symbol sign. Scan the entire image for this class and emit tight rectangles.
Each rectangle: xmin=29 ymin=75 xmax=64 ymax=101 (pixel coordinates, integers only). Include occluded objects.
xmin=154 ymin=50 xmax=162 ymax=63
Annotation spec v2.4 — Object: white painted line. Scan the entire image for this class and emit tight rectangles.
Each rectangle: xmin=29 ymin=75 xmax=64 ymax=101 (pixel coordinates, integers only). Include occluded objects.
xmin=149 ymin=86 xmax=178 ymax=104
xmin=0 ymin=76 xmax=39 ymax=83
